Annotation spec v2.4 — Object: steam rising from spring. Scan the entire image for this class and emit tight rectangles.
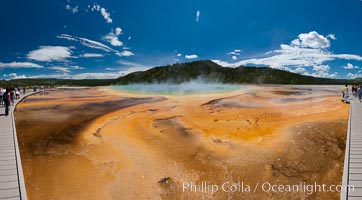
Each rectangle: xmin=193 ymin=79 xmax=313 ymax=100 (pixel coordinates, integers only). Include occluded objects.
xmin=111 ymin=80 xmax=248 ymax=95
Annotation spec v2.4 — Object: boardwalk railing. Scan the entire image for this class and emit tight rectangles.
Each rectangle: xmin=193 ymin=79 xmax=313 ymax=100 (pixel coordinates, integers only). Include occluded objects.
xmin=341 ymin=101 xmax=353 ymax=199
xmin=341 ymin=99 xmax=362 ymax=200
xmin=0 ymin=91 xmax=38 ymax=200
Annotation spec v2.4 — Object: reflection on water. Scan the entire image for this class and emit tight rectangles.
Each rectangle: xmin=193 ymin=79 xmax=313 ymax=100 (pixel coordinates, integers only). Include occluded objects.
xmin=272 ymin=95 xmax=335 ymax=103
xmin=110 ymin=82 xmax=249 ymax=94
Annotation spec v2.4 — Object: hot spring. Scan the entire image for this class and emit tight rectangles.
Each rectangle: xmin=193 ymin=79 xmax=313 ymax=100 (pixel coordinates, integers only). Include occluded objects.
xmin=109 ymin=82 xmax=250 ymax=95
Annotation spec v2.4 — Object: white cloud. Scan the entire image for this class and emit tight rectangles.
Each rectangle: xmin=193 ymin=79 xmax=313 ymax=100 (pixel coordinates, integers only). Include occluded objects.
xmin=3 ymin=73 xmax=27 ymax=79
xmin=117 ymin=68 xmax=148 ymax=76
xmin=72 ymin=6 xmax=78 ymax=14
xmin=27 ymin=46 xmax=72 ymax=62
xmin=116 ymin=50 xmax=134 ymax=57
xmin=286 ymin=65 xmax=338 ymax=79
xmin=90 ymin=4 xmax=112 ymax=23
xmin=103 ymin=28 xmax=123 ymax=47
xmin=70 ymin=70 xmax=145 ymax=79
xmin=213 ymin=31 xmax=362 ymax=72
xmin=66 ymin=4 xmax=78 ymax=14
xmin=108 ymin=37 xmax=122 ymax=46
xmin=31 ymin=71 xmax=133 ymax=79
xmin=70 ymin=65 xmax=84 ymax=70
xmin=71 ymin=72 xmax=119 ymax=79
xmin=29 ymin=60 xmax=150 ymax=79
xmin=91 ymin=4 xmax=100 ymax=11
xmin=313 ymin=65 xmax=330 ymax=72
xmin=117 ymin=60 xmax=149 ymax=69
xmin=81 ymin=53 xmax=104 ymax=58
xmin=290 ymin=39 xmax=301 ymax=46
xmin=343 ymin=63 xmax=359 ymax=69
xmin=311 ymin=65 xmax=338 ymax=78
xmin=77 ymin=38 xmax=112 ymax=51
xmin=71 ymin=64 xmax=149 ymax=79
xmin=185 ymin=54 xmax=198 ymax=59
xmin=196 ymin=10 xmax=200 ymax=22
xmin=49 ymin=66 xmax=71 ymax=73
xmin=228 ymin=49 xmax=242 ymax=60
xmin=228 ymin=49 xmax=242 ymax=56
xmin=29 ymin=73 xmax=70 ymax=79
xmin=115 ymin=60 xmax=151 ymax=75
xmin=57 ymin=34 xmax=113 ymax=52
xmin=128 ymin=36 xmax=132 ymax=40
xmin=0 ymin=61 xmax=43 ymax=68
xmin=177 ymin=53 xmax=182 ymax=57
xmin=49 ymin=65 xmax=83 ymax=74
xmin=292 ymin=31 xmax=331 ymax=49
xmin=327 ymin=34 xmax=337 ymax=40
xmin=347 ymin=72 xmax=362 ymax=79
xmin=4 ymin=73 xmax=17 ymax=77
xmin=292 ymin=67 xmax=307 ymax=74
xmin=212 ymin=31 xmax=362 ymax=78
xmin=58 ymin=34 xmax=132 ymax=57
xmin=115 ymin=27 xmax=122 ymax=36
xmin=100 ymin=8 xmax=112 ymax=23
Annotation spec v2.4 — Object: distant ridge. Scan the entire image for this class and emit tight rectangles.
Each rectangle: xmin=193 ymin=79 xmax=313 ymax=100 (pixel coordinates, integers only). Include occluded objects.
xmin=116 ymin=60 xmax=355 ymax=85
xmin=2 ymin=60 xmax=361 ymax=86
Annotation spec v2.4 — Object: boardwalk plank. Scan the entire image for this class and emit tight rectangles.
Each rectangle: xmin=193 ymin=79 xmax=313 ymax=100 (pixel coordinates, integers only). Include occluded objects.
xmin=348 ymin=188 xmax=362 ymax=196
xmin=0 ymin=154 xmax=15 ymax=158
xmin=349 ymin=174 xmax=362 ymax=181
xmin=349 ymin=168 xmax=362 ymax=174
xmin=0 ymin=92 xmax=37 ymax=200
xmin=0 ymin=160 xmax=16 ymax=165
xmin=350 ymin=157 xmax=362 ymax=160
xmin=0 ymin=169 xmax=17 ymax=176
xmin=0 ymin=181 xmax=18 ymax=190
xmin=0 ymin=187 xmax=19 ymax=199
xmin=343 ymin=99 xmax=362 ymax=200
xmin=0 ymin=165 xmax=16 ymax=171
xmin=0 ymin=175 xmax=18 ymax=182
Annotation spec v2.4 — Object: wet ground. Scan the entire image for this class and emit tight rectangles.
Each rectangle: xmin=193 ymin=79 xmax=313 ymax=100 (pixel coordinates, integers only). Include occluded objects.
xmin=15 ymin=86 xmax=348 ymax=199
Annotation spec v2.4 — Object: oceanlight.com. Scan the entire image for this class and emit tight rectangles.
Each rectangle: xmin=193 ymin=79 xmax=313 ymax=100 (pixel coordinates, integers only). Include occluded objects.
xmin=176 ymin=181 xmax=355 ymax=194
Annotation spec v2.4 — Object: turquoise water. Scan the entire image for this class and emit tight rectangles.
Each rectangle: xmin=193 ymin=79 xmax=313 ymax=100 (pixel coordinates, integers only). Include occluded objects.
xmin=109 ymin=82 xmax=248 ymax=95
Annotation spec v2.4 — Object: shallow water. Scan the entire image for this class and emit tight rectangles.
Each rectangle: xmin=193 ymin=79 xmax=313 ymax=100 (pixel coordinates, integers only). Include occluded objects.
xmin=110 ymin=82 xmax=249 ymax=94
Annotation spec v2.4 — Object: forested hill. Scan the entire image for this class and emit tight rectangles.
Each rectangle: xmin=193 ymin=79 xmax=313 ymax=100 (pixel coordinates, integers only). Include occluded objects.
xmin=116 ymin=60 xmax=352 ymax=85
xmin=3 ymin=60 xmax=360 ymax=86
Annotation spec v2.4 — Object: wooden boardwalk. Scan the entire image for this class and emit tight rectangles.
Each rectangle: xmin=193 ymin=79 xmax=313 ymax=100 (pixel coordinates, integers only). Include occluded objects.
xmin=0 ymin=92 xmax=36 ymax=200
xmin=341 ymin=98 xmax=362 ymax=199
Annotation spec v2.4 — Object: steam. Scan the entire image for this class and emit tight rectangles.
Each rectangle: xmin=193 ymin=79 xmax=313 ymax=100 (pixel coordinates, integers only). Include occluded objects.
xmin=111 ymin=79 xmax=248 ymax=95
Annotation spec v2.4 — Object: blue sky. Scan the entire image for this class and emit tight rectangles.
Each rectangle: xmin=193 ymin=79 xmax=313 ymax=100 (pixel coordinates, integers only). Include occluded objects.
xmin=1 ymin=0 xmax=362 ymax=79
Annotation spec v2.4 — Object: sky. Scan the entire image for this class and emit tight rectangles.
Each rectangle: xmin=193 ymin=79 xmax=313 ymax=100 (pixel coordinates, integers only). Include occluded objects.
xmin=1 ymin=0 xmax=362 ymax=79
